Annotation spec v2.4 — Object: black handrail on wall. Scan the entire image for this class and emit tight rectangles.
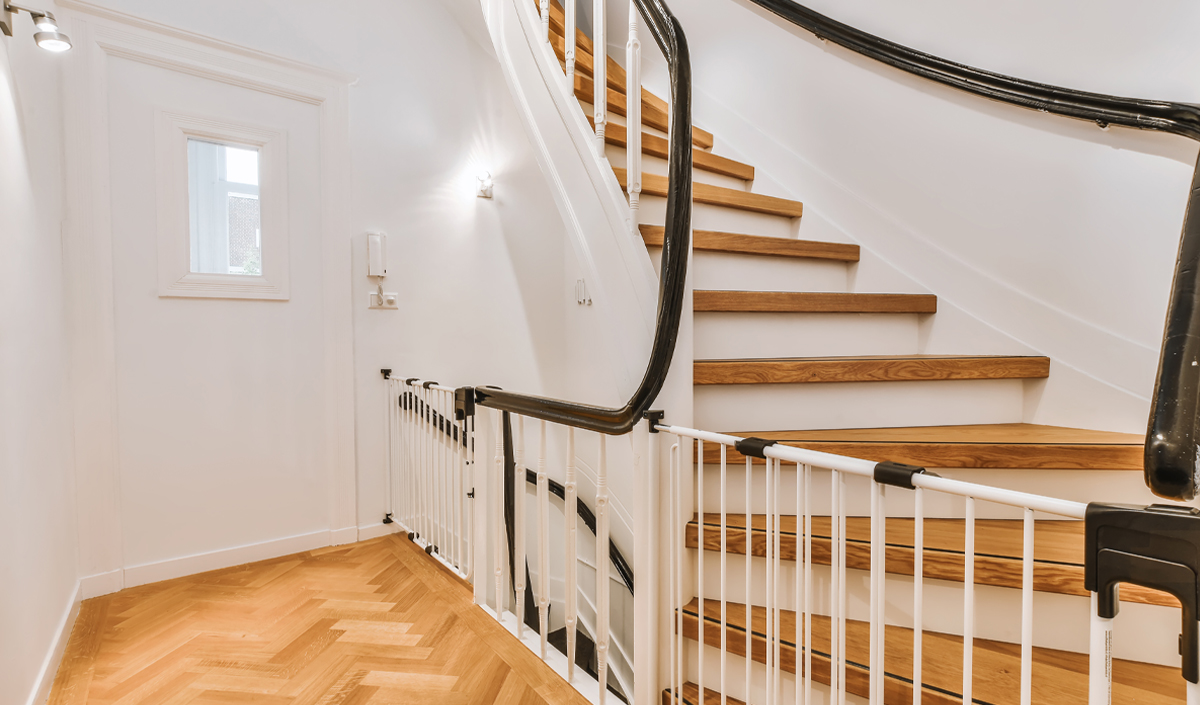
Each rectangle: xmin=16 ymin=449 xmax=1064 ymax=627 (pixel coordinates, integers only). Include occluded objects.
xmin=465 ymin=0 xmax=693 ymax=437
xmin=747 ymin=0 xmax=1200 ymax=501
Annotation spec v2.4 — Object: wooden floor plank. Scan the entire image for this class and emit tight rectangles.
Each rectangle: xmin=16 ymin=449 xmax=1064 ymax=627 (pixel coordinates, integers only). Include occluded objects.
xmin=685 ymin=513 xmax=1174 ymax=607
xmin=642 ymin=225 xmax=860 ymax=262
xmin=694 ymin=291 xmax=937 ymax=314
xmin=616 ymin=169 xmax=805 ymax=219
xmin=48 ymin=535 xmax=589 ymax=705
xmin=704 ymin=423 xmax=1143 ymax=469
xmin=694 ymin=355 xmax=1051 ymax=385
xmin=679 ymin=598 xmax=1184 ymax=705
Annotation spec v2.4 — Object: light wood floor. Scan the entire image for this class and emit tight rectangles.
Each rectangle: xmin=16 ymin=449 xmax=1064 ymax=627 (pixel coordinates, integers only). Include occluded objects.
xmin=49 ymin=534 xmax=590 ymax=705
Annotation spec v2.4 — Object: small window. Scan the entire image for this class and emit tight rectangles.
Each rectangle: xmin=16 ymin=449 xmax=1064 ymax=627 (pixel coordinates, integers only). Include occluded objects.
xmin=188 ymin=139 xmax=262 ymax=276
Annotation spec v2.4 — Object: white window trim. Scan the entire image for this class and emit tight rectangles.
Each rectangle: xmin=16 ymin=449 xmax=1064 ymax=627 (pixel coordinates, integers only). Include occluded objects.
xmin=155 ymin=111 xmax=289 ymax=300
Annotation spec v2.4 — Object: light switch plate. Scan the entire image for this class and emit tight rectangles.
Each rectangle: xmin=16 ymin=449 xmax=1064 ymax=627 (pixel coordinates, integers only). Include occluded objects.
xmin=369 ymin=292 xmax=398 ymax=309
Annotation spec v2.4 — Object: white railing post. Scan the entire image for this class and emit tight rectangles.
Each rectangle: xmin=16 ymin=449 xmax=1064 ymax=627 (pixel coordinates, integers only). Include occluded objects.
xmin=963 ymin=497 xmax=976 ymax=705
xmin=565 ymin=0 xmax=577 ymax=81
xmin=565 ymin=427 xmax=579 ymax=681
xmin=1088 ymin=591 xmax=1113 ymax=705
xmin=596 ymin=434 xmax=611 ymax=703
xmin=913 ymin=486 xmax=924 ymax=705
xmin=515 ymin=416 xmax=527 ymax=637
xmin=593 ymin=0 xmax=607 ymax=151
xmin=626 ymin=0 xmax=642 ymax=233
xmin=493 ymin=411 xmax=505 ymax=615
xmin=537 ymin=420 xmax=550 ymax=658
xmin=635 ymin=418 xmax=661 ymax=705
xmin=1020 ymin=508 xmax=1035 ymax=705
xmin=540 ymin=0 xmax=550 ymax=42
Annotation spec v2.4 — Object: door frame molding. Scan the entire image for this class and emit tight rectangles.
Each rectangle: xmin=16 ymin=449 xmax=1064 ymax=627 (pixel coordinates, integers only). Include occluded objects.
xmin=58 ymin=0 xmax=360 ymax=595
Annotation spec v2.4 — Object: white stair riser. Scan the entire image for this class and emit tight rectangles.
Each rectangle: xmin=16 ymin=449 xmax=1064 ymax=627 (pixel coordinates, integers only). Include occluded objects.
xmin=639 ymin=194 xmax=799 ymax=240
xmin=650 ymin=248 xmax=852 ymax=293
xmin=695 ymin=312 xmax=921 ymax=360
xmin=685 ymin=646 xmax=868 ymax=705
xmin=695 ymin=379 xmax=1026 ymax=432
xmin=606 ymin=144 xmax=751 ymax=191
xmin=687 ymin=552 xmax=1181 ymax=667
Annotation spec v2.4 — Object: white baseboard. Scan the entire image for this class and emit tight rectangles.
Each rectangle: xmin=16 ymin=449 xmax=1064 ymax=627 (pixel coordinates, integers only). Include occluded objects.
xmin=356 ymin=521 xmax=403 ymax=541
xmin=329 ymin=525 xmax=360 ymax=546
xmin=80 ymin=569 xmax=123 ymax=600
xmin=26 ymin=581 xmax=82 ymax=705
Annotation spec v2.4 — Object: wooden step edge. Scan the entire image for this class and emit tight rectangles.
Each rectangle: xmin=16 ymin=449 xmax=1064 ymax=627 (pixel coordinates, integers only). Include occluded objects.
xmin=575 ymin=73 xmax=714 ymax=150
xmin=693 ymin=291 xmax=937 ymax=314
xmin=616 ymin=169 xmax=805 ymax=219
xmin=641 ymin=226 xmax=859 ymax=262
xmin=678 ymin=600 xmax=1184 ymax=705
xmin=663 ymin=683 xmax=747 ymax=705
xmin=692 ymin=355 xmax=1052 ymax=385
xmin=602 ymin=122 xmax=755 ymax=181
xmin=683 ymin=518 xmax=1175 ymax=607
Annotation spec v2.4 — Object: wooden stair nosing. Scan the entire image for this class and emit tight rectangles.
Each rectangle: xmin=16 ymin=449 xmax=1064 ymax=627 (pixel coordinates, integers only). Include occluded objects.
xmin=574 ymin=73 xmax=714 ymax=150
xmin=662 ymin=683 xmax=747 ymax=705
xmin=693 ymin=291 xmax=938 ymax=314
xmin=679 ymin=598 xmax=1184 ymax=705
xmin=683 ymin=514 xmax=1174 ymax=607
xmin=693 ymin=355 xmax=1052 ymax=385
xmin=702 ymin=424 xmax=1143 ymax=470
xmin=615 ymin=169 xmax=805 ymax=219
xmin=602 ymin=121 xmax=755 ymax=181
xmin=641 ymin=225 xmax=860 ymax=262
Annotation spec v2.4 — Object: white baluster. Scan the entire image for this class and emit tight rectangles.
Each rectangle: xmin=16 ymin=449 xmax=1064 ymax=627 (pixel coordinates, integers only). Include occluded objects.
xmin=744 ymin=455 xmax=752 ymax=702
xmin=593 ymin=0 xmax=606 ymax=150
xmin=565 ymin=0 xmax=577 ymax=81
xmin=720 ymin=443 xmax=728 ymax=705
xmin=455 ymin=403 xmax=464 ymax=572
xmin=696 ymin=439 xmax=704 ymax=703
xmin=565 ymin=428 xmax=578 ymax=679
xmin=1088 ymin=591 xmax=1113 ymax=705
xmin=869 ymin=481 xmax=885 ymax=704
xmin=540 ymin=0 xmax=550 ymax=42
xmin=830 ymin=470 xmax=841 ymax=703
xmin=764 ymin=455 xmax=773 ymax=705
xmin=669 ymin=442 xmax=681 ymax=703
xmin=494 ymin=412 xmax=505 ymax=614
xmin=515 ymin=416 xmax=526 ymax=638
xmin=838 ymin=471 xmax=847 ymax=705
xmin=596 ymin=434 xmax=610 ymax=703
xmin=385 ymin=379 xmax=394 ymax=526
xmin=802 ymin=464 xmax=812 ymax=705
xmin=963 ymin=497 xmax=976 ymax=705
xmin=1021 ymin=507 xmax=1034 ymax=705
xmin=914 ymin=487 xmax=924 ymax=705
xmin=537 ymin=420 xmax=550 ymax=658
xmin=626 ymin=0 xmax=642 ymax=232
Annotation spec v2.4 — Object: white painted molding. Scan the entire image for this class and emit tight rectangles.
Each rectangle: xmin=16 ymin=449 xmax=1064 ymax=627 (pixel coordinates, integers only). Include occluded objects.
xmin=25 ymin=582 xmax=82 ymax=705
xmin=154 ymin=111 xmax=290 ymax=300
xmin=59 ymin=4 xmax=359 ymax=584
xmin=357 ymin=521 xmax=404 ymax=542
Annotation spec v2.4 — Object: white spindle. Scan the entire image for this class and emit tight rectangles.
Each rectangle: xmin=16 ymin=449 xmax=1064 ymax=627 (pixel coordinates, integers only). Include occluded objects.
xmin=869 ymin=481 xmax=886 ymax=704
xmin=802 ymin=464 xmax=812 ymax=705
xmin=565 ymin=0 xmax=577 ymax=80
xmin=837 ymin=472 xmax=847 ymax=705
xmin=744 ymin=455 xmax=752 ymax=702
xmin=830 ymin=470 xmax=842 ymax=704
xmin=593 ymin=0 xmax=606 ymax=149
xmin=455 ymin=405 xmax=464 ymax=572
xmin=537 ymin=420 xmax=550 ymax=658
xmin=596 ymin=434 xmax=610 ymax=703
xmin=1088 ymin=591 xmax=1113 ymax=705
xmin=720 ymin=443 xmax=728 ymax=705
xmin=626 ymin=0 xmax=642 ymax=231
xmin=670 ymin=442 xmax=681 ymax=703
xmin=914 ymin=487 xmax=924 ymax=705
xmin=437 ymin=391 xmax=446 ymax=555
xmin=421 ymin=385 xmax=430 ymax=545
xmin=540 ymin=0 xmax=550 ymax=41
xmin=696 ymin=439 xmax=705 ymax=703
xmin=773 ymin=458 xmax=782 ymax=704
xmin=765 ymin=455 xmax=773 ymax=705
xmin=515 ymin=416 xmax=526 ymax=637
xmin=565 ymin=427 xmax=579 ymax=680
xmin=1021 ymin=507 xmax=1034 ymax=705
xmin=493 ymin=412 xmax=505 ymax=614
xmin=963 ymin=497 xmax=976 ymax=705
xmin=385 ymin=380 xmax=394 ymax=525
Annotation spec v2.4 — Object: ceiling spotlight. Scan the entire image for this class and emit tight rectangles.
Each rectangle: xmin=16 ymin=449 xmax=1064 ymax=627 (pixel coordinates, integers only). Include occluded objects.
xmin=476 ymin=170 xmax=494 ymax=199
xmin=2 ymin=4 xmax=72 ymax=52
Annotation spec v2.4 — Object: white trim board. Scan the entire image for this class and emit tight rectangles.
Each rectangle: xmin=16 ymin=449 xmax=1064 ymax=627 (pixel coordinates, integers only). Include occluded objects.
xmin=59 ymin=2 xmax=359 ymax=585
xmin=26 ymin=582 xmax=82 ymax=705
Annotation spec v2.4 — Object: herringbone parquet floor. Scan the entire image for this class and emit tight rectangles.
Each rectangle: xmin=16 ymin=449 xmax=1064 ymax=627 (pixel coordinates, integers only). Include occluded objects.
xmin=48 ymin=534 xmax=590 ymax=705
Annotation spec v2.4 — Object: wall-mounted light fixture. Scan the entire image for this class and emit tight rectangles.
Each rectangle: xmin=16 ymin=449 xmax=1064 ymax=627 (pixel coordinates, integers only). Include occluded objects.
xmin=1 ymin=3 xmax=72 ymax=52
xmin=476 ymin=170 xmax=494 ymax=199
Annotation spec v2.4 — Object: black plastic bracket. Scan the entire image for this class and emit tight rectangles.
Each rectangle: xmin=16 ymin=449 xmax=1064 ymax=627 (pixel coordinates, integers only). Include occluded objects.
xmin=405 ymin=377 xmax=420 ymax=385
xmin=735 ymin=437 xmax=778 ymax=459
xmin=382 ymin=512 xmax=394 ymax=525
xmin=1085 ymin=502 xmax=1200 ymax=682
xmin=422 ymin=380 xmax=438 ymax=389
xmin=873 ymin=461 xmax=927 ymax=490
xmin=380 ymin=369 xmax=392 ymax=379
xmin=643 ymin=410 xmax=665 ymax=433
xmin=455 ymin=386 xmax=476 ymax=421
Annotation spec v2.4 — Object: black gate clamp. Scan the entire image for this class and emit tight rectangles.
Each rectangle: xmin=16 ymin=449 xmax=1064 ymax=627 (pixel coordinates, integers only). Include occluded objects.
xmin=1085 ymin=503 xmax=1200 ymax=683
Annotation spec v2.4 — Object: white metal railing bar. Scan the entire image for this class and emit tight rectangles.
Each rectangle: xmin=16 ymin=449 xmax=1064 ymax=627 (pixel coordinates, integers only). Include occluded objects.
xmin=696 ymin=438 xmax=705 ymax=703
xmin=743 ymin=452 xmax=752 ymax=704
xmin=720 ymin=443 xmax=728 ymax=705
xmin=802 ymin=462 xmax=813 ymax=705
xmin=1021 ymin=506 xmax=1034 ymax=705
xmin=538 ymin=419 xmax=550 ymax=658
xmin=913 ymin=485 xmax=924 ymax=705
xmin=516 ymin=416 xmax=527 ymax=638
xmin=596 ymin=433 xmax=611 ymax=703
xmin=963 ymin=496 xmax=976 ymax=705
xmin=566 ymin=426 xmax=579 ymax=680
xmin=626 ymin=0 xmax=642 ymax=232
xmin=493 ymin=412 xmax=505 ymax=616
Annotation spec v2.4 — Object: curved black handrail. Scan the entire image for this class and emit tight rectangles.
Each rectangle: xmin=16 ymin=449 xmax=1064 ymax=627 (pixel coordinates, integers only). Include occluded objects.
xmin=748 ymin=0 xmax=1200 ymax=501
xmin=470 ymin=0 xmax=693 ymax=436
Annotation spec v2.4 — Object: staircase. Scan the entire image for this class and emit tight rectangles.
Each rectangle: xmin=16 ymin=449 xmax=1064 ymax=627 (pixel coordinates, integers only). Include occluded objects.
xmin=540 ymin=4 xmax=1181 ymax=704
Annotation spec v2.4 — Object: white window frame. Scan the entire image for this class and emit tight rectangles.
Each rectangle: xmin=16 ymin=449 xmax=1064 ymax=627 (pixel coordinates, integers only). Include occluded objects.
xmin=155 ymin=111 xmax=289 ymax=300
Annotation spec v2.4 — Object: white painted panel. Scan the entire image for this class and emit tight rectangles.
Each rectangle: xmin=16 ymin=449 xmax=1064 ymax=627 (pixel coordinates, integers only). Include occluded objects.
xmin=696 ymin=312 xmax=921 ymax=359
xmin=105 ymin=56 xmax=330 ymax=568
xmin=650 ymin=248 xmax=852 ymax=293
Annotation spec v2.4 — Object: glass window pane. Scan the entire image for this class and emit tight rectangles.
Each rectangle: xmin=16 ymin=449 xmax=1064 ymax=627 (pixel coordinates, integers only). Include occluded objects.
xmin=188 ymin=138 xmax=262 ymax=276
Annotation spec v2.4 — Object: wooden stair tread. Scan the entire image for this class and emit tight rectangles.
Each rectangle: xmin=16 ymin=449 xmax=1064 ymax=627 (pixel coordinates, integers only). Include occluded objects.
xmin=602 ymin=122 xmax=755 ymax=181
xmin=709 ymin=423 xmax=1142 ymax=469
xmin=573 ymin=72 xmax=714 ymax=150
xmin=694 ymin=355 xmax=1052 ymax=385
xmin=615 ymin=169 xmax=805 ymax=219
xmin=662 ymin=683 xmax=746 ymax=705
xmin=642 ymin=225 xmax=859 ymax=262
xmin=694 ymin=291 xmax=937 ymax=314
xmin=685 ymin=513 xmax=1173 ymax=607
xmin=679 ymin=598 xmax=1183 ymax=704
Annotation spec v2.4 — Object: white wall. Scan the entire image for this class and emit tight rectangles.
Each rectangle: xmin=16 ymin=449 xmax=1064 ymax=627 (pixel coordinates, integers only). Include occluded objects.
xmin=641 ymin=0 xmax=1200 ymax=432
xmin=0 ymin=11 xmax=81 ymax=704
